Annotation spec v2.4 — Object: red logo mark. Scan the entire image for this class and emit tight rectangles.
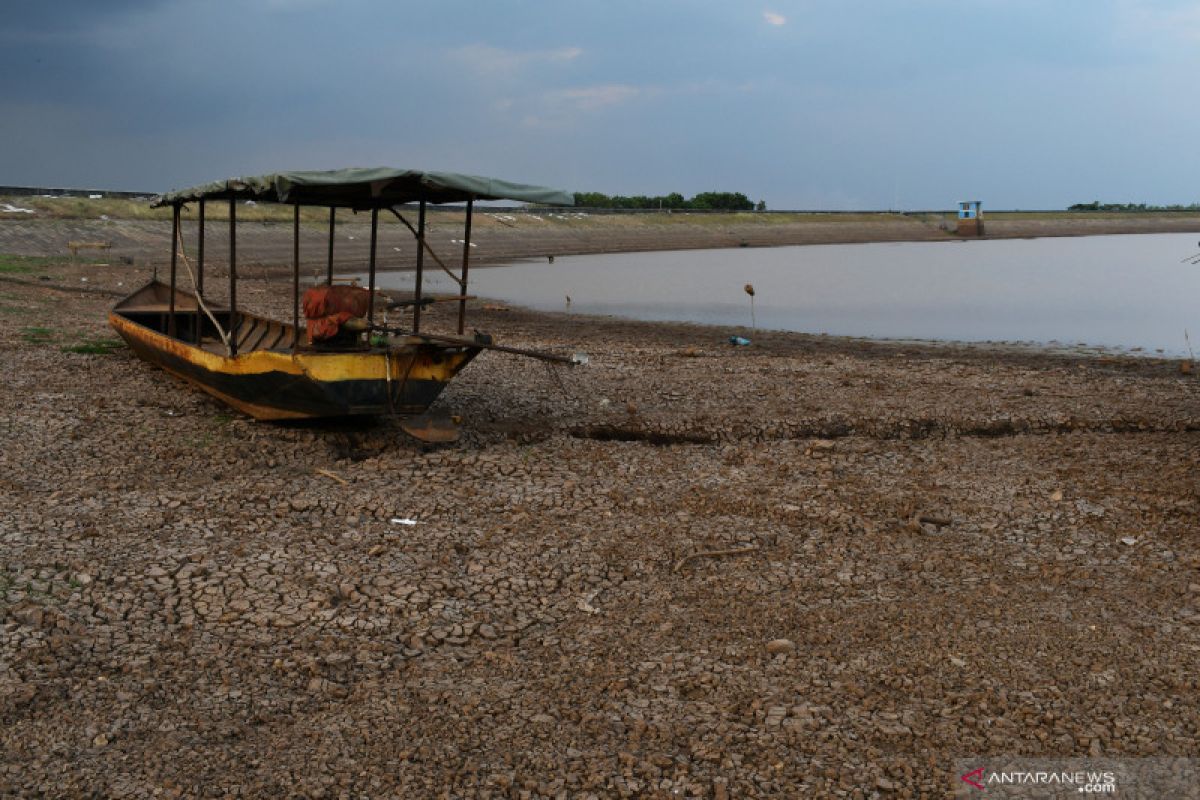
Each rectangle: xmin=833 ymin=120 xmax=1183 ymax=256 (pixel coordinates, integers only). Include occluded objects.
xmin=961 ymin=767 xmax=985 ymax=790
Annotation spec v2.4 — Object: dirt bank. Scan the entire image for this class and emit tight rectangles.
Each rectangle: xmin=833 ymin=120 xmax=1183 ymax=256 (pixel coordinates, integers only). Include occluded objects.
xmin=2 ymin=202 xmax=1199 ymax=274
xmin=1 ymin=257 xmax=1197 ymax=797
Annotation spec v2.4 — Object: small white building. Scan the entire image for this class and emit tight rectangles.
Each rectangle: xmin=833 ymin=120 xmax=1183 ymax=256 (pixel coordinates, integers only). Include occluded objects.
xmin=957 ymin=200 xmax=983 ymax=236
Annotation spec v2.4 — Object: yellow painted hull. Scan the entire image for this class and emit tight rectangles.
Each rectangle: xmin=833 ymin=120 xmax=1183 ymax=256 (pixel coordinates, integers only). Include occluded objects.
xmin=109 ymin=282 xmax=480 ymax=420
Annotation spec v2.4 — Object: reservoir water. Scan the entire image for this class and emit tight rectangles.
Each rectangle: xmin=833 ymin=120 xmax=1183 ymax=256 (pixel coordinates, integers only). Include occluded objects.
xmin=370 ymin=233 xmax=1200 ymax=357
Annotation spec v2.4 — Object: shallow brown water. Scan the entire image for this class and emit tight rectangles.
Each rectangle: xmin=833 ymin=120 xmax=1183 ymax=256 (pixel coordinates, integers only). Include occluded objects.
xmin=373 ymin=233 xmax=1200 ymax=356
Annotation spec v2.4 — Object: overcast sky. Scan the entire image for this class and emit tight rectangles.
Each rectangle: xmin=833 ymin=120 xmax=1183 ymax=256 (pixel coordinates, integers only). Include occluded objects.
xmin=2 ymin=0 xmax=1198 ymax=209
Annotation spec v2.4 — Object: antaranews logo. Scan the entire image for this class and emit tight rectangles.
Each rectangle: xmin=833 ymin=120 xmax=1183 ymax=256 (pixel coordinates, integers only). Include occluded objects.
xmin=958 ymin=757 xmax=1197 ymax=797
xmin=959 ymin=764 xmax=1116 ymax=794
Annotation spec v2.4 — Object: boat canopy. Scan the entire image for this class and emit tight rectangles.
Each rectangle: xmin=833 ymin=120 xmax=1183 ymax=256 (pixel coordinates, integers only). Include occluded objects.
xmin=153 ymin=167 xmax=574 ymax=209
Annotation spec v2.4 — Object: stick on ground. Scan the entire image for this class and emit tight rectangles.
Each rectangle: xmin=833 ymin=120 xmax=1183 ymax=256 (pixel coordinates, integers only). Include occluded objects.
xmin=315 ymin=468 xmax=349 ymax=485
xmin=673 ymin=545 xmax=760 ymax=573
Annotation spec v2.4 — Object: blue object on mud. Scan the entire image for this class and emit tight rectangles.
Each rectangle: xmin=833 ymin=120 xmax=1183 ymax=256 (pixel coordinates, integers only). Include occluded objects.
xmin=728 ymin=336 xmax=751 ymax=346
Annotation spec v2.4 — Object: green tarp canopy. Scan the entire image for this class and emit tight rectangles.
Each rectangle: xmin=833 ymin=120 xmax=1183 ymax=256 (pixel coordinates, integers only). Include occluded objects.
xmin=153 ymin=167 xmax=574 ymax=208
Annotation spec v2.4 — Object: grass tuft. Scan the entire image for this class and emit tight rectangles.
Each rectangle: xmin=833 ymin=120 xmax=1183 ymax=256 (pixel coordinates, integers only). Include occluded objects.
xmin=61 ymin=337 xmax=124 ymax=355
xmin=22 ymin=326 xmax=54 ymax=343
xmin=0 ymin=254 xmax=63 ymax=274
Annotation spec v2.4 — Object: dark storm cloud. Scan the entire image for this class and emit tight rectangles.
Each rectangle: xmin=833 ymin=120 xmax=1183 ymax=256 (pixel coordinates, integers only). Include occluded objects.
xmin=2 ymin=1 xmax=1199 ymax=207
xmin=2 ymin=1 xmax=165 ymax=36
xmin=0 ymin=1 xmax=166 ymax=104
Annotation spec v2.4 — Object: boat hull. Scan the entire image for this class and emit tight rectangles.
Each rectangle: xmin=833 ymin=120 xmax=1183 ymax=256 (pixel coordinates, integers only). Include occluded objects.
xmin=109 ymin=291 xmax=480 ymax=421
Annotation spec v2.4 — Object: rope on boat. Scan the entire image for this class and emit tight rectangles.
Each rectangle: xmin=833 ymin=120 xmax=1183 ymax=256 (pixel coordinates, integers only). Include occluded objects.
xmin=174 ymin=224 xmax=232 ymax=356
xmin=386 ymin=208 xmax=466 ymax=288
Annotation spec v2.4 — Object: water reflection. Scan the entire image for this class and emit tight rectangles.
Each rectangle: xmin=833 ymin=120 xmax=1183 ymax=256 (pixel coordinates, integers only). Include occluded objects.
xmin=369 ymin=233 xmax=1200 ymax=356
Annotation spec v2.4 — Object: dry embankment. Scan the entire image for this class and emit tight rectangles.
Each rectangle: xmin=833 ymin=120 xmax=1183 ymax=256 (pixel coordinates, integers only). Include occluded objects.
xmin=2 ymin=199 xmax=1199 ymax=274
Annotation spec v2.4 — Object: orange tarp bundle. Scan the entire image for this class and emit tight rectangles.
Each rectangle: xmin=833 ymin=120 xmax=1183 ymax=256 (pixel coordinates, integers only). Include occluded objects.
xmin=302 ymin=285 xmax=369 ymax=342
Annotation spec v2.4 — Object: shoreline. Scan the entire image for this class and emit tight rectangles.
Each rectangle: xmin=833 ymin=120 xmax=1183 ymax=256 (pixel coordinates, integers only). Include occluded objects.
xmin=3 ymin=243 xmax=1194 ymax=383
xmin=6 ymin=243 xmax=1196 ymax=366
xmin=3 ymin=265 xmax=1191 ymax=369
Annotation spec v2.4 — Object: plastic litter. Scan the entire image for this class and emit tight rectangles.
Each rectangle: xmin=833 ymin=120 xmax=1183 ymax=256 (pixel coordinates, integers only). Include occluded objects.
xmin=728 ymin=336 xmax=751 ymax=346
xmin=390 ymin=518 xmax=418 ymax=526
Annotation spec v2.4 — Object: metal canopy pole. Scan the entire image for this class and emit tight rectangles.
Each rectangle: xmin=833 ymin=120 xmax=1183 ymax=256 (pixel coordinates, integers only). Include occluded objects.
xmin=413 ymin=200 xmax=426 ymax=334
xmin=457 ymin=198 xmax=473 ymax=335
xmin=293 ymin=204 xmax=300 ymax=352
xmin=197 ymin=200 xmax=206 ymax=298
xmin=195 ymin=199 xmax=205 ymax=345
xmin=168 ymin=203 xmax=179 ymax=338
xmin=367 ymin=207 xmax=378 ymax=327
xmin=326 ymin=206 xmax=335 ymax=285
xmin=229 ymin=197 xmax=238 ymax=357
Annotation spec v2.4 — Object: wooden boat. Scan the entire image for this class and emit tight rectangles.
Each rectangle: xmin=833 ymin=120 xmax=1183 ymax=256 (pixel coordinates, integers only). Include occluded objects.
xmin=109 ymin=280 xmax=483 ymax=421
xmin=110 ymin=168 xmax=577 ymax=439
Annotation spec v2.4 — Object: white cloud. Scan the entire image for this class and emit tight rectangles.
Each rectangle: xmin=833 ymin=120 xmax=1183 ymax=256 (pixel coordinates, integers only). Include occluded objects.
xmin=679 ymin=79 xmax=760 ymax=96
xmin=518 ymin=84 xmax=648 ymax=129
xmin=264 ymin=0 xmax=331 ymax=9
xmin=450 ymin=44 xmax=583 ymax=75
xmin=763 ymin=10 xmax=787 ymax=26
xmin=546 ymin=84 xmax=641 ymax=112
xmin=1117 ymin=1 xmax=1200 ymax=44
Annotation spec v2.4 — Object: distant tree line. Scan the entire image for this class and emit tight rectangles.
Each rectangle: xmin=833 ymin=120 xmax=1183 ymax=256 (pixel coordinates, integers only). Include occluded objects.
xmin=1068 ymin=201 xmax=1200 ymax=212
xmin=573 ymin=191 xmax=765 ymax=211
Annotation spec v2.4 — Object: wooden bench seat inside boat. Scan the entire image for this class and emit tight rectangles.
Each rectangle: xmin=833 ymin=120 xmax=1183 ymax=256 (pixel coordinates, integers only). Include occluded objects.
xmin=119 ymin=305 xmax=302 ymax=354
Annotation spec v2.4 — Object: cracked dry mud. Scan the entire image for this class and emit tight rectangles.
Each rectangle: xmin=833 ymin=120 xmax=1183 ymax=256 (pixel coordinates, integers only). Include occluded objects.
xmin=1 ymin=260 xmax=1197 ymax=798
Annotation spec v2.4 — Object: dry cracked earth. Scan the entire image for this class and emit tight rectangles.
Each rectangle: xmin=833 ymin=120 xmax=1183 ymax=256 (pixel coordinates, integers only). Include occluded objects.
xmin=1 ymin=261 xmax=1198 ymax=798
